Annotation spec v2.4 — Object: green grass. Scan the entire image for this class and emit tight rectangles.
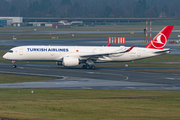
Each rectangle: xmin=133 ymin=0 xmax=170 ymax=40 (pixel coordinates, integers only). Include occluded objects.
xmin=1 ymin=25 xmax=180 ymax=32
xmin=0 ymin=33 xmax=178 ymax=40
xmin=0 ymin=89 xmax=180 ymax=120
xmin=0 ymin=25 xmax=179 ymax=40
xmin=0 ymin=33 xmax=146 ymax=40
xmin=0 ymin=74 xmax=55 ymax=83
xmin=0 ymin=49 xmax=9 ymax=63
xmin=0 ymin=25 xmax=154 ymax=32
xmin=134 ymin=69 xmax=180 ymax=73
xmin=0 ymin=45 xmax=12 ymax=47
xmin=97 ymin=63 xmax=180 ymax=68
xmin=100 ymin=54 xmax=180 ymax=65
xmin=1 ymin=25 xmax=146 ymax=32
xmin=135 ymin=54 xmax=180 ymax=63
xmin=152 ymin=20 xmax=180 ymax=26
xmin=0 ymin=24 xmax=179 ymax=40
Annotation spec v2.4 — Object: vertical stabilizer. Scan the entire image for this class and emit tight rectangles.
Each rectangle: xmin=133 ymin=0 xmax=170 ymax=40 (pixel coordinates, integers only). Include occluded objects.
xmin=145 ymin=25 xmax=174 ymax=49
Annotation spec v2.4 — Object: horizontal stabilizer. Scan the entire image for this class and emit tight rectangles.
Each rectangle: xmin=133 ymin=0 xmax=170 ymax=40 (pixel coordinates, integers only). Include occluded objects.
xmin=154 ymin=49 xmax=171 ymax=53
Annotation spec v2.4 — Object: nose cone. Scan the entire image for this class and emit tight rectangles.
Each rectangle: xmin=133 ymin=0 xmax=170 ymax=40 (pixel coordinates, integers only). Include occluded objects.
xmin=3 ymin=53 xmax=8 ymax=59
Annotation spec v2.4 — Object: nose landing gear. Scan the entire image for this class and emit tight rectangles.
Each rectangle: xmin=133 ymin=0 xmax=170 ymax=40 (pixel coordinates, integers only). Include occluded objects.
xmin=12 ymin=61 xmax=17 ymax=68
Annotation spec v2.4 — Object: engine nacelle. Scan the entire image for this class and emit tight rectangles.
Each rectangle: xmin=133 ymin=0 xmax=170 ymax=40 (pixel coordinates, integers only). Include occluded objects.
xmin=62 ymin=57 xmax=79 ymax=67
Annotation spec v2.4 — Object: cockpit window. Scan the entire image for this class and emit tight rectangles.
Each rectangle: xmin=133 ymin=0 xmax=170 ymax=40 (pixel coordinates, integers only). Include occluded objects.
xmin=8 ymin=50 xmax=13 ymax=53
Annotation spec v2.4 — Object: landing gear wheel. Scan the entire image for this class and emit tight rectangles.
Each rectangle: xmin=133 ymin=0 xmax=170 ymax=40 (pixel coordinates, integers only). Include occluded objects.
xmin=91 ymin=65 xmax=95 ymax=69
xmin=86 ymin=65 xmax=90 ymax=69
xmin=82 ymin=65 xmax=86 ymax=69
xmin=12 ymin=61 xmax=17 ymax=68
xmin=82 ymin=65 xmax=95 ymax=69
xmin=12 ymin=65 xmax=17 ymax=68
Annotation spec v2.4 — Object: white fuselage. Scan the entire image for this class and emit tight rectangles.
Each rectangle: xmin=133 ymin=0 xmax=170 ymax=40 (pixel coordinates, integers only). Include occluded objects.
xmin=3 ymin=45 xmax=164 ymax=63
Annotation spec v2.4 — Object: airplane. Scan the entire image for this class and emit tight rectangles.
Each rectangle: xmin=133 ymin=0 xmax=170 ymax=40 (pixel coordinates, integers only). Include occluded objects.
xmin=3 ymin=25 xmax=174 ymax=69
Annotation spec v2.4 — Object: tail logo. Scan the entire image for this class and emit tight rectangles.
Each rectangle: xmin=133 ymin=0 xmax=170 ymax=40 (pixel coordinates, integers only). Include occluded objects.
xmin=151 ymin=33 xmax=167 ymax=49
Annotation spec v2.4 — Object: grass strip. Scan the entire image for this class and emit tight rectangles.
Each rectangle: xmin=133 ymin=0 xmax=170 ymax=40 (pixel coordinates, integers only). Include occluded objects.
xmin=0 ymin=49 xmax=12 ymax=63
xmin=0 ymin=25 xmax=168 ymax=32
xmin=0 ymin=89 xmax=180 ymax=120
xmin=96 ymin=63 xmax=180 ymax=68
xmin=0 ymin=24 xmax=178 ymax=40
xmin=133 ymin=69 xmax=180 ymax=74
xmin=1 ymin=25 xmax=180 ymax=32
xmin=134 ymin=54 xmax=180 ymax=63
xmin=0 ymin=33 xmax=178 ymax=40
xmin=0 ymin=33 xmax=145 ymax=40
xmin=0 ymin=74 xmax=55 ymax=83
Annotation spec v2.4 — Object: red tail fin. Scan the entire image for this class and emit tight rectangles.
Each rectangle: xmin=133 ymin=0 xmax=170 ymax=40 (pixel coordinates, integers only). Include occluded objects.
xmin=145 ymin=25 xmax=174 ymax=49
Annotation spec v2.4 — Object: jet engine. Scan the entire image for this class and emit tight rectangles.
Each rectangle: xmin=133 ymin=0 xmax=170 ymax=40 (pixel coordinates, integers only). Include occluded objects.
xmin=62 ymin=56 xmax=79 ymax=67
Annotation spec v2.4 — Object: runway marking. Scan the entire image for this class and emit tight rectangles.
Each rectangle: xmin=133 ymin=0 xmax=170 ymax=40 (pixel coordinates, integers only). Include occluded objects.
xmin=18 ymin=66 xmax=129 ymax=81
xmin=165 ymin=78 xmax=176 ymax=80
xmin=91 ymin=70 xmax=129 ymax=81
xmin=21 ymin=67 xmax=51 ymax=71
xmin=18 ymin=67 xmax=25 ymax=69
xmin=86 ymin=72 xmax=95 ymax=74
xmin=101 ymin=68 xmax=180 ymax=82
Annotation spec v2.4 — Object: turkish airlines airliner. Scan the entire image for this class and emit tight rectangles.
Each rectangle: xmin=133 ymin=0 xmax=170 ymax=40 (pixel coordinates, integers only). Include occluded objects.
xmin=3 ymin=25 xmax=174 ymax=69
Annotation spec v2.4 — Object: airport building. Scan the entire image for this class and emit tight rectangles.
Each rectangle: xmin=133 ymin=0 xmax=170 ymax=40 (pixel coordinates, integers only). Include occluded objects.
xmin=0 ymin=17 xmax=23 ymax=26
xmin=0 ymin=18 xmax=12 ymax=26
xmin=0 ymin=17 xmax=174 ymax=27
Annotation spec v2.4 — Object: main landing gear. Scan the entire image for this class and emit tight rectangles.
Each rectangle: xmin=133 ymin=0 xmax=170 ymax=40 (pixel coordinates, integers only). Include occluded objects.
xmin=82 ymin=59 xmax=95 ymax=69
xmin=12 ymin=61 xmax=17 ymax=68
xmin=82 ymin=64 xmax=95 ymax=69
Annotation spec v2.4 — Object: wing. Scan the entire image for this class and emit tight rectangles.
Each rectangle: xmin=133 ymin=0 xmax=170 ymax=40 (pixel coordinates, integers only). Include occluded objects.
xmin=79 ymin=45 xmax=135 ymax=60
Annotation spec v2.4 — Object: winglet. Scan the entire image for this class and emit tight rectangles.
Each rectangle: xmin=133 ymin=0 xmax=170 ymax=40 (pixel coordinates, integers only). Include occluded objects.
xmin=106 ymin=43 xmax=112 ymax=47
xmin=125 ymin=45 xmax=135 ymax=52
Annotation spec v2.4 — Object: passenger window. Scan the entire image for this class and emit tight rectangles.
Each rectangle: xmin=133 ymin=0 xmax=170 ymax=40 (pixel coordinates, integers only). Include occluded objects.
xmin=8 ymin=50 xmax=13 ymax=53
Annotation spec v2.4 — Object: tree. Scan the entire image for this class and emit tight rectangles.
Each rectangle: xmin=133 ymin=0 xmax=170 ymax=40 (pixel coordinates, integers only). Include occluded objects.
xmin=28 ymin=1 xmax=41 ymax=17
xmin=104 ymin=6 xmax=113 ymax=17
xmin=133 ymin=0 xmax=147 ymax=18
xmin=61 ymin=0 xmax=72 ymax=6
xmin=162 ymin=5 xmax=169 ymax=17
xmin=145 ymin=7 xmax=159 ymax=18
xmin=9 ymin=5 xmax=18 ymax=16
xmin=40 ymin=0 xmax=52 ymax=11
xmin=70 ymin=2 xmax=83 ymax=17
xmin=110 ymin=2 xmax=124 ymax=18
xmin=1 ymin=0 xmax=180 ymax=18
xmin=59 ymin=0 xmax=72 ymax=17
xmin=9 ymin=5 xmax=16 ymax=13
xmin=29 ymin=1 xmax=41 ymax=13
xmin=48 ymin=6 xmax=56 ymax=15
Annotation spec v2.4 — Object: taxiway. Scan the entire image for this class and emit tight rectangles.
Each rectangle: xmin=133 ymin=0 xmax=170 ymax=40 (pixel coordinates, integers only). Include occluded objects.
xmin=0 ymin=63 xmax=180 ymax=90
xmin=1 ymin=37 xmax=180 ymax=90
